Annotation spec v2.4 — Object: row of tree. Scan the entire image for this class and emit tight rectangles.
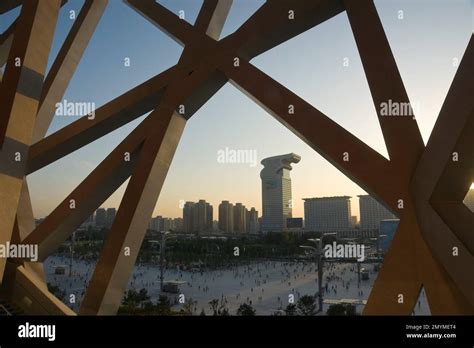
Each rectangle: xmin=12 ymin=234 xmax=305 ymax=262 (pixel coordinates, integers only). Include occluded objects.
xmin=119 ymin=289 xmax=357 ymax=316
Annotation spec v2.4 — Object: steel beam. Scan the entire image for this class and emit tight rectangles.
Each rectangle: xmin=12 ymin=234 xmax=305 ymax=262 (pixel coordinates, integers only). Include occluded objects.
xmin=0 ymin=0 xmax=61 ymax=283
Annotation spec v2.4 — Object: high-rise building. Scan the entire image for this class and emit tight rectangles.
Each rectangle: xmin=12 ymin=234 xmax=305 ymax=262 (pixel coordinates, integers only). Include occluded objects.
xmin=464 ymin=189 xmax=474 ymax=212
xmin=95 ymin=208 xmax=107 ymax=227
xmin=162 ymin=218 xmax=173 ymax=231
xmin=183 ymin=200 xmax=213 ymax=234
xmin=218 ymin=201 xmax=234 ymax=233
xmin=303 ymin=196 xmax=352 ymax=232
xmin=149 ymin=215 xmax=162 ymax=231
xmin=173 ymin=218 xmax=183 ymax=232
xmin=196 ymin=200 xmax=208 ymax=233
xmin=106 ymin=208 xmax=116 ymax=228
xmin=260 ymin=153 xmax=301 ymax=232
xmin=233 ymin=203 xmax=247 ymax=233
xmin=246 ymin=207 xmax=259 ymax=234
xmin=359 ymin=195 xmax=396 ymax=230
xmin=206 ymin=202 xmax=213 ymax=231
xmin=183 ymin=202 xmax=195 ymax=233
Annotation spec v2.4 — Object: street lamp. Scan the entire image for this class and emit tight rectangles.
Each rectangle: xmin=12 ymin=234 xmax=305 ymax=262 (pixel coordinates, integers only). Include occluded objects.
xmin=300 ymin=232 xmax=336 ymax=313
xmin=158 ymin=231 xmax=170 ymax=292
xmin=69 ymin=231 xmax=76 ymax=277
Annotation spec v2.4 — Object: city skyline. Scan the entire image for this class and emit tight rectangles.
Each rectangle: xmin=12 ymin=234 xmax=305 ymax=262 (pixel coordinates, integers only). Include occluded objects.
xmin=1 ymin=0 xmax=469 ymax=220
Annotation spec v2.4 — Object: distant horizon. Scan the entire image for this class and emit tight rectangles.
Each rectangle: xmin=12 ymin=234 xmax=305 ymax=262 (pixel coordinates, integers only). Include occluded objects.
xmin=33 ymin=187 xmax=474 ymax=221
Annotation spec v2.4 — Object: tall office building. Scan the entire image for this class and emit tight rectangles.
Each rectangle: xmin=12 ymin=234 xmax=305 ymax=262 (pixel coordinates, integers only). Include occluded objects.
xmin=260 ymin=153 xmax=301 ymax=232
xmin=464 ymin=189 xmax=474 ymax=212
xmin=173 ymin=218 xmax=183 ymax=232
xmin=303 ymin=196 xmax=352 ymax=232
xmin=206 ymin=202 xmax=213 ymax=231
xmin=149 ymin=215 xmax=162 ymax=231
xmin=359 ymin=195 xmax=396 ymax=230
xmin=246 ymin=207 xmax=259 ymax=234
xmin=218 ymin=201 xmax=234 ymax=233
xmin=183 ymin=202 xmax=195 ymax=233
xmin=95 ymin=208 xmax=107 ymax=227
xmin=106 ymin=208 xmax=116 ymax=228
xmin=233 ymin=203 xmax=247 ymax=233
xmin=196 ymin=200 xmax=208 ymax=233
xmin=183 ymin=200 xmax=213 ymax=234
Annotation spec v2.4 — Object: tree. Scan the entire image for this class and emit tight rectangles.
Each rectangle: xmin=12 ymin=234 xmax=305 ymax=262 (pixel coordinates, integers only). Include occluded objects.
xmin=209 ymin=298 xmax=229 ymax=316
xmin=181 ymin=298 xmax=197 ymax=315
xmin=156 ymin=295 xmax=172 ymax=315
xmin=236 ymin=303 xmax=256 ymax=316
xmin=284 ymin=303 xmax=297 ymax=316
xmin=297 ymin=295 xmax=317 ymax=316
xmin=47 ymin=283 xmax=65 ymax=300
xmin=326 ymin=303 xmax=358 ymax=316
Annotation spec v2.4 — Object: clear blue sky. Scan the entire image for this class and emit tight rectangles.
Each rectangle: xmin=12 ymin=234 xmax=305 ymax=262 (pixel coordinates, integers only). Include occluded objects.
xmin=1 ymin=0 xmax=472 ymax=219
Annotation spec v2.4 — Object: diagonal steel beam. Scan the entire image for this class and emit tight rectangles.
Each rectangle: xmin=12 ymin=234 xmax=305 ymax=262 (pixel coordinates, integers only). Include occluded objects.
xmin=27 ymin=66 xmax=176 ymax=174
xmin=0 ymin=0 xmax=61 ymax=283
xmin=33 ymin=0 xmax=108 ymax=142
xmin=411 ymin=35 xmax=474 ymax=306
xmin=0 ymin=19 xmax=16 ymax=67
xmin=195 ymin=0 xmax=232 ymax=39
xmin=218 ymin=57 xmax=399 ymax=210
xmin=0 ymin=0 xmax=22 ymax=14
xmin=222 ymin=0 xmax=345 ymax=60
xmin=23 ymin=116 xmax=151 ymax=261
xmin=345 ymin=0 xmax=424 ymax=172
xmin=80 ymin=0 xmax=232 ymax=314
xmin=80 ymin=107 xmax=186 ymax=315
xmin=125 ymin=0 xmax=196 ymax=46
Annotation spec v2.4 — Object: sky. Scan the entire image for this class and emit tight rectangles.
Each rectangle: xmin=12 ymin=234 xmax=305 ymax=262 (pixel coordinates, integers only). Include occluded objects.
xmin=1 ymin=0 xmax=472 ymax=220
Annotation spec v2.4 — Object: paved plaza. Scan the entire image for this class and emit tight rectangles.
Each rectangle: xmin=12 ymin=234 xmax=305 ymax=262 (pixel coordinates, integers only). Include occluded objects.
xmin=45 ymin=256 xmax=430 ymax=315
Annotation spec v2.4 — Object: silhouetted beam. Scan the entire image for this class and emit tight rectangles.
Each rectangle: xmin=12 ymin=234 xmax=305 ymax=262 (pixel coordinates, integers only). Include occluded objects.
xmin=0 ymin=0 xmax=21 ymax=14
xmin=345 ymin=0 xmax=424 ymax=172
xmin=80 ymin=1 xmax=231 ymax=314
xmin=27 ymin=66 xmax=177 ymax=174
xmin=23 ymin=116 xmax=151 ymax=261
xmin=33 ymin=0 xmax=108 ymax=142
xmin=431 ymin=107 xmax=474 ymax=254
xmin=0 ymin=19 xmax=17 ymax=66
xmin=411 ymin=35 xmax=474 ymax=307
xmin=125 ymin=0 xmax=196 ymax=46
xmin=10 ymin=266 xmax=75 ymax=315
xmin=363 ymin=207 xmax=422 ymax=314
xmin=364 ymin=199 xmax=473 ymax=314
xmin=222 ymin=0 xmax=345 ymax=60
xmin=0 ymin=0 xmax=61 ymax=284
xmin=81 ymin=108 xmax=186 ymax=315
xmin=194 ymin=0 xmax=231 ymax=38
xmin=219 ymin=58 xmax=399 ymax=210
